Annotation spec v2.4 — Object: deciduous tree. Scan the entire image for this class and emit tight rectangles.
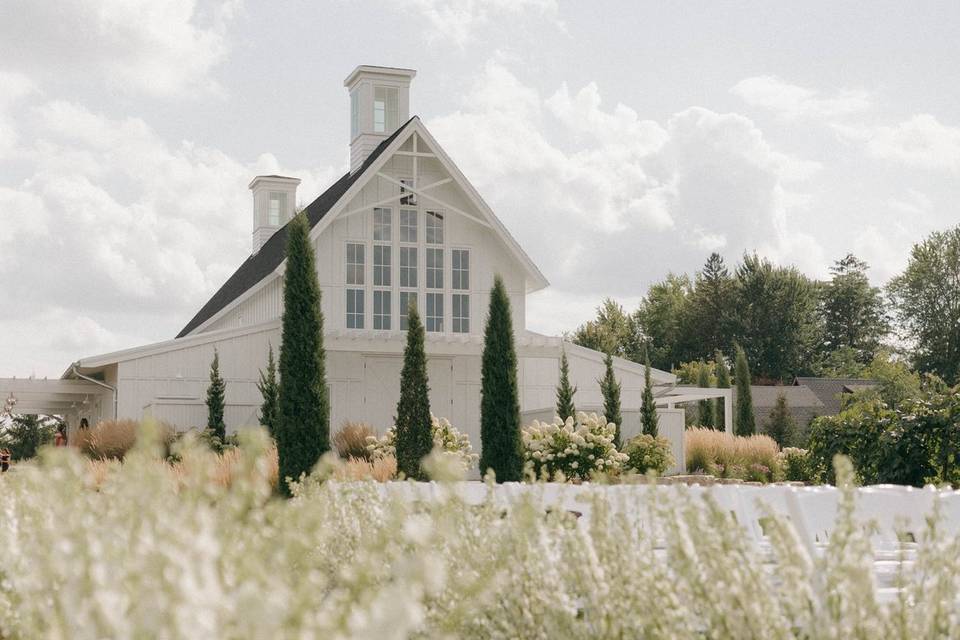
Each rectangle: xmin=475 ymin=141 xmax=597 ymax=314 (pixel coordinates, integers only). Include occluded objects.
xmin=731 ymin=254 xmax=819 ymax=382
xmin=888 ymin=226 xmax=960 ymax=384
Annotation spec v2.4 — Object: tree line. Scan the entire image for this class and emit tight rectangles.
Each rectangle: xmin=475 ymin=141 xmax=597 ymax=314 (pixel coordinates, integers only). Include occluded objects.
xmin=571 ymin=225 xmax=960 ymax=385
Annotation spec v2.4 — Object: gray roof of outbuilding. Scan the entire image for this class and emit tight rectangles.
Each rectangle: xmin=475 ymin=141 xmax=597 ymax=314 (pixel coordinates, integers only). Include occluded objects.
xmin=748 ymin=385 xmax=825 ymax=409
xmin=176 ymin=118 xmax=416 ymax=338
xmin=793 ymin=377 xmax=878 ymax=415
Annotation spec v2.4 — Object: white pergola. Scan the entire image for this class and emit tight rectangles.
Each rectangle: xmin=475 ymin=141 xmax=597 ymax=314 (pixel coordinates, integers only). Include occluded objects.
xmin=0 ymin=377 xmax=112 ymax=425
xmin=656 ymin=386 xmax=734 ymax=433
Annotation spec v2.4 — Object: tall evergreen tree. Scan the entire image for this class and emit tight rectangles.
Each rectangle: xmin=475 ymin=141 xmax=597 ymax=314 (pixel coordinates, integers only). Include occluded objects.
xmin=820 ymin=254 xmax=889 ymax=365
xmin=764 ymin=393 xmax=795 ymax=448
xmin=479 ymin=275 xmax=523 ymax=482
xmin=276 ymin=213 xmax=330 ymax=495
xmin=714 ymin=350 xmax=730 ymax=431
xmin=555 ymin=348 xmax=577 ymax=422
xmin=600 ymin=352 xmax=624 ymax=448
xmin=640 ymin=348 xmax=659 ymax=437
xmin=395 ymin=302 xmax=433 ymax=480
xmin=206 ymin=349 xmax=226 ymax=442
xmin=733 ymin=344 xmax=756 ymax=436
xmin=257 ymin=344 xmax=279 ymax=436
xmin=680 ymin=253 xmax=734 ymax=360
xmin=696 ymin=362 xmax=715 ymax=428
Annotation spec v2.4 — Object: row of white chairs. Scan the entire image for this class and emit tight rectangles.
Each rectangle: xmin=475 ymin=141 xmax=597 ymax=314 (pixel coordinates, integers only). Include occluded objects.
xmin=367 ymin=480 xmax=960 ymax=596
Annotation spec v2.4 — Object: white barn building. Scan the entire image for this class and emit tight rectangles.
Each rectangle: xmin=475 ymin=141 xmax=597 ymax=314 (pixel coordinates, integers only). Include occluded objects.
xmin=3 ymin=66 xmax=731 ymax=470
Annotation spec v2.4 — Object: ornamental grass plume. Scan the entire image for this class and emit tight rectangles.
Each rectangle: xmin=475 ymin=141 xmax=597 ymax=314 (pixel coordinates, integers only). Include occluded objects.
xmin=686 ymin=427 xmax=781 ymax=481
xmin=3 ymin=429 xmax=960 ymax=639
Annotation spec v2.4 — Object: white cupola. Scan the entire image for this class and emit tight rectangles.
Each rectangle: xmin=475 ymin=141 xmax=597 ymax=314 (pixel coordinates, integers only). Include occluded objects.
xmin=249 ymin=175 xmax=300 ymax=254
xmin=344 ymin=65 xmax=416 ymax=173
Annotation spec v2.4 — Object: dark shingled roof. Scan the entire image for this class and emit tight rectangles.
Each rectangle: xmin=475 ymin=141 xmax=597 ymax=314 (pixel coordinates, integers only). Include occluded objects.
xmin=176 ymin=117 xmax=416 ymax=338
xmin=793 ymin=377 xmax=879 ymax=416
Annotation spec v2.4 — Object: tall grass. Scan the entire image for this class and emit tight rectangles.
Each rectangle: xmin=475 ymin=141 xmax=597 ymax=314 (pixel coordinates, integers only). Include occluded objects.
xmin=74 ymin=419 xmax=175 ymax=460
xmin=333 ymin=421 xmax=377 ymax=461
xmin=686 ymin=427 xmax=781 ymax=481
xmin=3 ymin=430 xmax=960 ymax=637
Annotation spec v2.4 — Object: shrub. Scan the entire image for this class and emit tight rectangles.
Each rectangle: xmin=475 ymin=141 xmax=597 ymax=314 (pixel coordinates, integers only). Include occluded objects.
xmin=808 ymin=388 xmax=960 ymax=487
xmin=367 ymin=416 xmax=478 ymax=475
xmin=76 ymin=419 xmax=177 ymax=461
xmin=521 ymin=412 xmax=629 ymax=481
xmin=0 ymin=415 xmax=56 ymax=461
xmin=685 ymin=427 xmax=780 ymax=482
xmin=622 ymin=433 xmax=674 ymax=475
xmin=333 ymin=422 xmax=376 ymax=461
xmin=778 ymin=447 xmax=818 ymax=482
xmin=75 ymin=419 xmax=140 ymax=460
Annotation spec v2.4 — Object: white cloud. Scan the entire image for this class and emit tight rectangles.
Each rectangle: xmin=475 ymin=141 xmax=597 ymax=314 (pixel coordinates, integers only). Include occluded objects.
xmin=0 ymin=70 xmax=38 ymax=157
xmin=0 ymin=97 xmax=338 ymax=373
xmin=430 ymin=61 xmax=824 ymax=314
xmin=731 ymin=75 xmax=872 ymax=119
xmin=863 ymin=114 xmax=960 ymax=172
xmin=0 ymin=0 xmax=238 ymax=97
xmin=388 ymin=0 xmax=562 ymax=46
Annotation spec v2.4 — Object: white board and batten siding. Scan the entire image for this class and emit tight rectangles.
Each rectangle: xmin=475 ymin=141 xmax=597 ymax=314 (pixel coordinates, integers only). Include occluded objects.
xmin=199 ymin=140 xmax=527 ymax=339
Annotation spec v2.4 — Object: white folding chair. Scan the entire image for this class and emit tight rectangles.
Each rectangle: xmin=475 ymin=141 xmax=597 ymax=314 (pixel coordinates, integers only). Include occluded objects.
xmin=785 ymin=486 xmax=839 ymax=558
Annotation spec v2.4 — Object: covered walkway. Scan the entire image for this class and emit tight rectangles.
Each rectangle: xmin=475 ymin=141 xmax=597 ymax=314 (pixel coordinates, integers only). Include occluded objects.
xmin=0 ymin=377 xmax=113 ymax=429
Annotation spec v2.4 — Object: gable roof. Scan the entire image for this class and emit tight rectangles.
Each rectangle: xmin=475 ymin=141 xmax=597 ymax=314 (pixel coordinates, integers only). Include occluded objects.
xmin=793 ymin=377 xmax=878 ymax=415
xmin=749 ymin=385 xmax=825 ymax=409
xmin=176 ymin=118 xmax=415 ymax=338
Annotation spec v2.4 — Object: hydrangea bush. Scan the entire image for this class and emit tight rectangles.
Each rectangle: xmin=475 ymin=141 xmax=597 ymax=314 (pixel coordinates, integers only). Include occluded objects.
xmin=366 ymin=415 xmax=478 ymax=475
xmin=2 ymin=433 xmax=960 ymax=638
xmin=521 ymin=412 xmax=629 ymax=481
xmin=622 ymin=433 xmax=675 ymax=475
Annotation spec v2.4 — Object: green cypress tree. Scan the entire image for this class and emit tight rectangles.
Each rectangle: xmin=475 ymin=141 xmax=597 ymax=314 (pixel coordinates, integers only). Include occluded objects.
xmin=206 ymin=349 xmax=226 ymax=442
xmin=764 ymin=392 xmax=795 ymax=447
xmin=640 ymin=348 xmax=659 ymax=437
xmin=697 ymin=362 xmax=715 ymax=428
xmin=555 ymin=348 xmax=577 ymax=422
xmin=276 ymin=213 xmax=330 ymax=495
xmin=714 ymin=349 xmax=730 ymax=431
xmin=479 ymin=275 xmax=523 ymax=482
xmin=600 ymin=352 xmax=623 ymax=448
xmin=734 ymin=344 xmax=756 ymax=436
xmin=395 ymin=302 xmax=433 ymax=480
xmin=257 ymin=344 xmax=279 ymax=436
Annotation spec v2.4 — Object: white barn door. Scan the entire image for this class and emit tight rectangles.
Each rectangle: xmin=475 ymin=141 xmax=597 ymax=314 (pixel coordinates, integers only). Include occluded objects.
xmin=362 ymin=355 xmax=453 ymax=432
xmin=427 ymin=357 xmax=453 ymax=420
xmin=363 ymin=356 xmax=403 ymax=431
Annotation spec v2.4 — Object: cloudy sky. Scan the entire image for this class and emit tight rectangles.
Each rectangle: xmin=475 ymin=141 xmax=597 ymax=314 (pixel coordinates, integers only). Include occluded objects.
xmin=1 ymin=0 xmax=958 ymax=377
